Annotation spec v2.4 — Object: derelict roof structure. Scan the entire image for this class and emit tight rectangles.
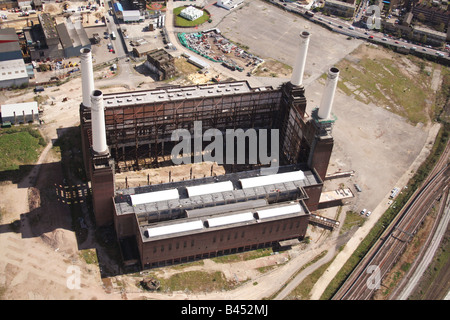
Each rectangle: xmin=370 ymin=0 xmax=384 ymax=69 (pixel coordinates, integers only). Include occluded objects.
xmin=100 ymin=81 xmax=257 ymax=107
xmin=79 ymin=30 xmax=341 ymax=268
xmin=114 ymin=164 xmax=320 ymax=220
xmin=141 ymin=201 xmax=309 ymax=242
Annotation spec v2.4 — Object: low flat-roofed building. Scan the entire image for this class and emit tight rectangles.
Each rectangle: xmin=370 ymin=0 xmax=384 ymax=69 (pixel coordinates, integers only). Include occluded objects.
xmin=323 ymin=0 xmax=356 ymax=18
xmin=412 ymin=25 xmax=447 ymax=45
xmin=122 ymin=10 xmax=144 ymax=23
xmin=56 ymin=18 xmax=90 ymax=58
xmin=24 ymin=13 xmax=64 ymax=61
xmin=132 ymin=42 xmax=157 ymax=58
xmin=217 ymin=0 xmax=245 ymax=10
xmin=32 ymin=0 xmax=43 ymax=11
xmin=0 ymin=59 xmax=29 ymax=89
xmin=184 ymin=53 xmax=210 ymax=69
xmin=1 ymin=101 xmax=38 ymax=124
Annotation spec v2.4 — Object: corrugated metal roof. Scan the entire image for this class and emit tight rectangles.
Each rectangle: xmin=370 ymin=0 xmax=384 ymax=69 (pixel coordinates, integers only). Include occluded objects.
xmin=186 ymin=199 xmax=267 ymax=218
xmin=130 ymin=189 xmax=179 ymax=206
xmin=1 ymin=101 xmax=38 ymax=118
xmin=256 ymin=203 xmax=301 ymax=220
xmin=147 ymin=220 xmax=203 ymax=238
xmin=239 ymin=170 xmax=305 ymax=189
xmin=122 ymin=10 xmax=142 ymax=21
xmin=186 ymin=181 xmax=234 ymax=197
xmin=206 ymin=212 xmax=254 ymax=228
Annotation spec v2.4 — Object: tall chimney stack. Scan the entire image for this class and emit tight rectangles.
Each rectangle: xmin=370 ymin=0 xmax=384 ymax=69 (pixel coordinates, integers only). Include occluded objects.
xmin=318 ymin=67 xmax=339 ymax=120
xmin=290 ymin=31 xmax=310 ymax=87
xmin=90 ymin=90 xmax=109 ymax=155
xmin=80 ymin=48 xmax=94 ymax=108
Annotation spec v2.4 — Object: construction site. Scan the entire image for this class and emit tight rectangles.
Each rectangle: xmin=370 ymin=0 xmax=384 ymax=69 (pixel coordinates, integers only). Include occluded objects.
xmin=79 ymin=30 xmax=345 ymax=269
xmin=178 ymin=29 xmax=264 ymax=72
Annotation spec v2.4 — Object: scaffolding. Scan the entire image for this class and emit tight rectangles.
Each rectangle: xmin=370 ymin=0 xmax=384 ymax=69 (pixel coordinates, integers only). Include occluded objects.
xmin=98 ymin=82 xmax=282 ymax=171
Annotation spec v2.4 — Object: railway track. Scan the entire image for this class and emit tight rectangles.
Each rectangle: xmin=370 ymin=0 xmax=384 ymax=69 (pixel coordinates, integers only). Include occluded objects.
xmin=332 ymin=140 xmax=450 ymax=300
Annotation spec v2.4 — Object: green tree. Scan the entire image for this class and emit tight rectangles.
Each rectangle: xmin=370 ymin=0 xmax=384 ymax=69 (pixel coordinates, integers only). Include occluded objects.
xmin=417 ymin=13 xmax=426 ymax=22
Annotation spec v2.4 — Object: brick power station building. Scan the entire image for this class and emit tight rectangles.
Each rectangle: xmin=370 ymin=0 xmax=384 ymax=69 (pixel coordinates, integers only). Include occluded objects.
xmin=79 ymin=31 xmax=340 ymax=269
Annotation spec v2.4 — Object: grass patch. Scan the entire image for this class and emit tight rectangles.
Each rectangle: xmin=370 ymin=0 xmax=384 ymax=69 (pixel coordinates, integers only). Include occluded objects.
xmin=340 ymin=210 xmax=366 ymax=235
xmin=264 ymin=250 xmax=329 ymax=300
xmin=174 ymin=57 xmax=200 ymax=75
xmin=173 ymin=6 xmax=210 ymax=27
xmin=253 ymin=59 xmax=292 ymax=78
xmin=286 ymin=253 xmax=334 ymax=300
xmin=0 ymin=126 xmax=46 ymax=181
xmin=80 ymin=249 xmax=99 ymax=264
xmin=211 ymin=247 xmax=274 ymax=264
xmin=335 ymin=50 xmax=439 ymax=124
xmin=153 ymin=270 xmax=235 ymax=293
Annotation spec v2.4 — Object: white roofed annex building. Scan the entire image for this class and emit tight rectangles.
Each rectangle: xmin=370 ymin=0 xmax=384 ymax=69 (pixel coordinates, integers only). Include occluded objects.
xmin=180 ymin=6 xmax=204 ymax=21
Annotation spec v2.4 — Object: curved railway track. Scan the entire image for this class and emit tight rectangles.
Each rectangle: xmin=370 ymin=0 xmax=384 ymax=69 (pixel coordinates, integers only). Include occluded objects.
xmin=332 ymin=140 xmax=450 ymax=300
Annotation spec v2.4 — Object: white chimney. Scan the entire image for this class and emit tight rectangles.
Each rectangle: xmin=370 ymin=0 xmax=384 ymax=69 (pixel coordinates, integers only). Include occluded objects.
xmin=80 ymin=48 xmax=94 ymax=108
xmin=290 ymin=31 xmax=310 ymax=87
xmin=90 ymin=90 xmax=109 ymax=155
xmin=318 ymin=67 xmax=339 ymax=120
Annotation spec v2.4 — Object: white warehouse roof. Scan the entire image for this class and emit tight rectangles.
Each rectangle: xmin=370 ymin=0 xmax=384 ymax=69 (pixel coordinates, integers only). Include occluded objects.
xmin=239 ymin=170 xmax=305 ymax=189
xmin=122 ymin=10 xmax=143 ymax=21
xmin=206 ymin=212 xmax=254 ymax=228
xmin=147 ymin=220 xmax=203 ymax=238
xmin=0 ymin=59 xmax=28 ymax=82
xmin=1 ymin=101 xmax=38 ymax=118
xmin=256 ymin=203 xmax=302 ymax=220
xmin=130 ymin=188 xmax=179 ymax=206
xmin=186 ymin=180 xmax=234 ymax=197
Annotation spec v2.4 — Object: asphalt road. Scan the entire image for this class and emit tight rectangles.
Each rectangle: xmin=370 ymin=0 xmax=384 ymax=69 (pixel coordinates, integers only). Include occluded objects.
xmin=276 ymin=0 xmax=449 ymax=59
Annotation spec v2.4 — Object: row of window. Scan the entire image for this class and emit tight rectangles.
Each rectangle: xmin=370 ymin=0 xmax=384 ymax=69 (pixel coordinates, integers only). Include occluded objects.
xmin=1 ymin=70 xmax=26 ymax=75
xmin=149 ymin=220 xmax=302 ymax=255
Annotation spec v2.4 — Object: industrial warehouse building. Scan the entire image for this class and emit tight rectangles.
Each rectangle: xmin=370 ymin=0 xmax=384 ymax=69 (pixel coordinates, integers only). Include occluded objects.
xmin=122 ymin=10 xmax=144 ymax=23
xmin=1 ymin=101 xmax=39 ymax=125
xmin=0 ymin=28 xmax=29 ymax=88
xmin=24 ymin=13 xmax=90 ymax=61
xmin=0 ymin=59 xmax=29 ymax=89
xmin=79 ymin=31 xmax=340 ymax=269
xmin=56 ymin=18 xmax=91 ymax=58
xmin=0 ymin=28 xmax=23 ymax=61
